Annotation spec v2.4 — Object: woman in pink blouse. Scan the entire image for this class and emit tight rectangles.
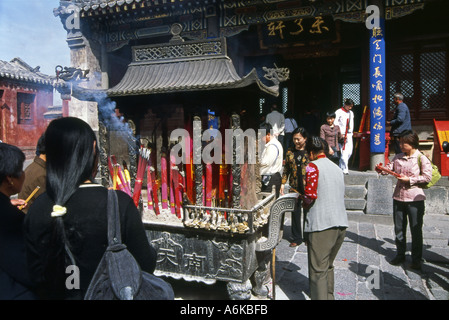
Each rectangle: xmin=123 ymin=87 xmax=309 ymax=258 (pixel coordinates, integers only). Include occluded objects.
xmin=376 ymin=131 xmax=432 ymax=270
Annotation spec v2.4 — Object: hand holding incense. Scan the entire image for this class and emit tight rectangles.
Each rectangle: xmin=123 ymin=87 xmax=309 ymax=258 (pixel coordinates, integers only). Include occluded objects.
xmin=18 ymin=186 xmax=40 ymax=210
xmin=375 ymin=163 xmax=400 ymax=178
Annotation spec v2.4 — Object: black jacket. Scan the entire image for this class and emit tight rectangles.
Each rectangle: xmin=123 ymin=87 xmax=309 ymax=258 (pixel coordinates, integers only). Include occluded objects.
xmin=24 ymin=184 xmax=157 ymax=299
xmin=0 ymin=192 xmax=36 ymax=300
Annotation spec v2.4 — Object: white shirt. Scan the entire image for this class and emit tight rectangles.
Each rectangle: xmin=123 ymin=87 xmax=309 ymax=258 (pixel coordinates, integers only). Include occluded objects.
xmin=266 ymin=110 xmax=285 ymax=136
xmin=335 ymin=107 xmax=354 ymax=136
xmin=260 ymin=137 xmax=283 ymax=175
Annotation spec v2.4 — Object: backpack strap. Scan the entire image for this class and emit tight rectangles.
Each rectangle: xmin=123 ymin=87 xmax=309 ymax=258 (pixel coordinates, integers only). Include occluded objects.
xmin=107 ymin=189 xmax=124 ymax=248
xmin=417 ymin=153 xmax=422 ymax=173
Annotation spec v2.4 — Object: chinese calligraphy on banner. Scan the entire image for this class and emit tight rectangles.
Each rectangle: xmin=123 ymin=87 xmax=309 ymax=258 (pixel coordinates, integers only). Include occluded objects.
xmin=369 ymin=21 xmax=386 ymax=153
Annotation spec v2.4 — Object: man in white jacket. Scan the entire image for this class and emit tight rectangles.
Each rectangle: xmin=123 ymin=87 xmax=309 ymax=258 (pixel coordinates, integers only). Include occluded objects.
xmin=335 ymin=99 xmax=355 ymax=174
xmin=260 ymin=122 xmax=284 ymax=198
xmin=266 ymin=104 xmax=285 ymax=147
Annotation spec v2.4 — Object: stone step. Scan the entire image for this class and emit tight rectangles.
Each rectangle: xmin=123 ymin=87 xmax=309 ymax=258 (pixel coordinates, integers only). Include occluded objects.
xmin=345 ymin=185 xmax=367 ymax=199
xmin=344 ymin=170 xmax=449 ymax=215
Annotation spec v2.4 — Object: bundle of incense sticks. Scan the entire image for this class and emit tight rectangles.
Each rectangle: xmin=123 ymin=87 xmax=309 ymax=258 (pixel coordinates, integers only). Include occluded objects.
xmin=146 ymin=162 xmax=154 ymax=211
xmin=108 ymin=156 xmax=131 ymax=196
xmin=170 ymin=154 xmax=182 ymax=218
xmin=18 ymin=186 xmax=40 ymax=210
xmin=160 ymin=152 xmax=169 ymax=210
xmin=122 ymin=160 xmax=131 ymax=191
xmin=133 ymin=147 xmax=150 ymax=207
xmin=205 ymin=163 xmax=212 ymax=214
xmin=375 ymin=163 xmax=401 ymax=178
xmin=147 ymin=161 xmax=160 ymax=215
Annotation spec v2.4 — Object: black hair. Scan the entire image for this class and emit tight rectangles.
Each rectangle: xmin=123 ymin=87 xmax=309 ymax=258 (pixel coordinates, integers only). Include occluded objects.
xmin=292 ymin=127 xmax=308 ymax=140
xmin=305 ymin=136 xmax=325 ymax=154
xmin=326 ymin=111 xmax=336 ymax=118
xmin=36 ymin=133 xmax=46 ymax=155
xmin=344 ymin=98 xmax=354 ymax=106
xmin=321 ymin=138 xmax=331 ymax=158
xmin=45 ymin=117 xmax=99 ymax=205
xmin=0 ymin=143 xmax=25 ymax=183
xmin=43 ymin=117 xmax=99 ymax=296
xmin=259 ymin=122 xmax=273 ymax=134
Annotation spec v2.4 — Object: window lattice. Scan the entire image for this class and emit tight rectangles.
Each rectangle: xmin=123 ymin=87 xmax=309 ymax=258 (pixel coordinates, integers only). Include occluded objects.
xmin=342 ymin=83 xmax=360 ymax=105
xmin=389 ymin=50 xmax=447 ymax=112
xmin=388 ymin=54 xmax=414 ymax=111
xmin=420 ymin=51 xmax=446 ymax=110
xmin=17 ymin=93 xmax=35 ymax=124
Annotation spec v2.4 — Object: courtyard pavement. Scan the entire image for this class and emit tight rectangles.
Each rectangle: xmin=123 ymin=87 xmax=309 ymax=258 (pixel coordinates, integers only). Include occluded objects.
xmin=273 ymin=210 xmax=449 ymax=300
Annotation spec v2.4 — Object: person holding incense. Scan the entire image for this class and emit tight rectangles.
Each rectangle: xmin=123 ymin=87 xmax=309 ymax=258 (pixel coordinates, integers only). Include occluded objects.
xmin=18 ymin=133 xmax=47 ymax=213
xmin=280 ymin=127 xmax=309 ymax=248
xmin=0 ymin=142 xmax=36 ymax=299
xmin=23 ymin=117 xmax=157 ymax=299
xmin=375 ymin=131 xmax=432 ymax=270
xmin=302 ymin=136 xmax=348 ymax=300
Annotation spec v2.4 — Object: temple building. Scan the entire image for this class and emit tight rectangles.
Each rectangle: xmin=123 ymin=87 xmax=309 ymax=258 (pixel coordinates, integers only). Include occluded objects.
xmin=0 ymin=58 xmax=60 ymax=158
xmin=53 ymin=0 xmax=449 ymax=175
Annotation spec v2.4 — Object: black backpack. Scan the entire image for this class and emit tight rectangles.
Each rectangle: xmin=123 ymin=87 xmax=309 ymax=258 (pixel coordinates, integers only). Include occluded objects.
xmin=84 ymin=189 xmax=174 ymax=300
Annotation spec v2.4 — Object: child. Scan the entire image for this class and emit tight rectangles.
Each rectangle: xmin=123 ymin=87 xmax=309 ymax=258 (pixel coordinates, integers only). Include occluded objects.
xmin=320 ymin=112 xmax=343 ymax=165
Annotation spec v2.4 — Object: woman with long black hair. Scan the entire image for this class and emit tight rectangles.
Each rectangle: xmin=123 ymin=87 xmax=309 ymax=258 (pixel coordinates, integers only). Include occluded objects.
xmin=24 ymin=117 xmax=157 ymax=299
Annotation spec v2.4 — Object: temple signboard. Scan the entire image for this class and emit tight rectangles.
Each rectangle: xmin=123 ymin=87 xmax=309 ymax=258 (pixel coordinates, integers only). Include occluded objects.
xmin=258 ymin=16 xmax=338 ymax=48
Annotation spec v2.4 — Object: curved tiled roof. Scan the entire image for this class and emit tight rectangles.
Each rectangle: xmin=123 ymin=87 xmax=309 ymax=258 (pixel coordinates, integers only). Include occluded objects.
xmin=0 ymin=58 xmax=54 ymax=86
xmin=108 ymin=56 xmax=278 ymax=96
xmin=54 ymin=0 xmax=187 ymax=15
xmin=108 ymin=37 xmax=278 ymax=97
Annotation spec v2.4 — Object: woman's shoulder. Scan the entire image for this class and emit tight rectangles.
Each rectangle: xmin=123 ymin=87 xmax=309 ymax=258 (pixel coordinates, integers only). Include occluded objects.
xmin=416 ymin=150 xmax=432 ymax=164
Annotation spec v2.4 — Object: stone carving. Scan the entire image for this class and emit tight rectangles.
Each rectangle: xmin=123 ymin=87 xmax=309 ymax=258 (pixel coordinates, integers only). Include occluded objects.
xmin=256 ymin=193 xmax=298 ymax=252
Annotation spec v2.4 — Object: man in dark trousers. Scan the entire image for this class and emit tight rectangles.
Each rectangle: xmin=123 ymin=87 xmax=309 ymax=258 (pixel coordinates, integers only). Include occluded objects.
xmin=388 ymin=93 xmax=412 ymax=154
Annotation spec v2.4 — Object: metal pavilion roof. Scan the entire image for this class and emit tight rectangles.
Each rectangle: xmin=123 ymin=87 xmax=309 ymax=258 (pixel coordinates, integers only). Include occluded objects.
xmin=107 ymin=37 xmax=279 ymax=97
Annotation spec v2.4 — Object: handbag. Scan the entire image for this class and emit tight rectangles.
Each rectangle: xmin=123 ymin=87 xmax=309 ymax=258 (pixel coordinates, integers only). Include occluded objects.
xmin=84 ymin=189 xmax=174 ymax=300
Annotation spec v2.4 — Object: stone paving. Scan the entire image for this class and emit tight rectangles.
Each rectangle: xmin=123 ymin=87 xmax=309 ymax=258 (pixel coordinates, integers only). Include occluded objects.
xmin=274 ymin=211 xmax=449 ymax=300
xmin=169 ymin=210 xmax=449 ymax=300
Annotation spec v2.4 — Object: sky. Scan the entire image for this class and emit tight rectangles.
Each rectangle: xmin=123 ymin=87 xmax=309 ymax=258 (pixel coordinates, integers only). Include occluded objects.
xmin=0 ymin=0 xmax=71 ymax=103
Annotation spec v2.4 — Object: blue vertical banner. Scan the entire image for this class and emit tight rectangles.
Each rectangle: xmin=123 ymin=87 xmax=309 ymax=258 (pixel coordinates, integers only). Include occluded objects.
xmin=369 ymin=19 xmax=386 ymax=153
